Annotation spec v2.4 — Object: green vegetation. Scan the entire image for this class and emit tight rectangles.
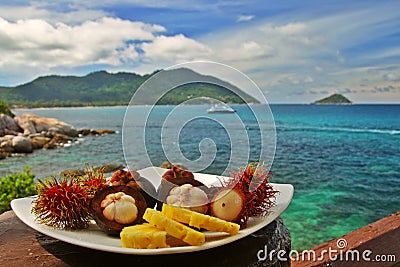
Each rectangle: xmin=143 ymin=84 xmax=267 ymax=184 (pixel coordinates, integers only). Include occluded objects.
xmin=0 ymin=100 xmax=15 ymax=117
xmin=313 ymin=93 xmax=352 ymax=104
xmin=0 ymin=69 xmax=258 ymax=107
xmin=157 ymin=83 xmax=247 ymax=105
xmin=0 ymin=166 xmax=36 ymax=214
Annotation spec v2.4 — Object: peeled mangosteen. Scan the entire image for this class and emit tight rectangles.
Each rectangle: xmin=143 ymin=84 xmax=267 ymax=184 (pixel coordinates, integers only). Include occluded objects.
xmin=91 ymin=185 xmax=147 ymax=236
xmin=110 ymin=169 xmax=157 ymax=209
xmin=156 ymin=166 xmax=209 ymax=211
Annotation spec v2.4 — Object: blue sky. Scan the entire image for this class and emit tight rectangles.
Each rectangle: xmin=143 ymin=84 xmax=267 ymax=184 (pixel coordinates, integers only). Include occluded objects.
xmin=0 ymin=0 xmax=399 ymax=103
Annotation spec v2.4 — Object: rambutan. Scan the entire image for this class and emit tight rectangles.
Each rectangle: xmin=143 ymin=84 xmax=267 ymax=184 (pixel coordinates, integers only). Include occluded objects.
xmin=210 ymin=162 xmax=278 ymax=228
xmin=32 ymin=176 xmax=92 ymax=229
xmin=80 ymin=164 xmax=109 ymax=199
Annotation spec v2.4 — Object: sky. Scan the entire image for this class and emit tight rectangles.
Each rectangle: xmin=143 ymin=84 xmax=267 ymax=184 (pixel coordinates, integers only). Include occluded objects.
xmin=0 ymin=0 xmax=399 ymax=103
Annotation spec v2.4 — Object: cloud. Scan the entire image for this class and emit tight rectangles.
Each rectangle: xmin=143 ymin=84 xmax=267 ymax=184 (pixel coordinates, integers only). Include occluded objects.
xmin=198 ymin=3 xmax=400 ymax=103
xmin=336 ymin=50 xmax=345 ymax=64
xmin=140 ymin=34 xmax=211 ymax=62
xmin=0 ymin=17 xmax=167 ymax=70
xmin=304 ymin=76 xmax=314 ymax=83
xmin=217 ymin=41 xmax=272 ymax=61
xmin=372 ymin=85 xmax=398 ymax=93
xmin=237 ymin=15 xmax=254 ymax=22
xmin=0 ymin=3 xmax=107 ymax=24
xmin=0 ymin=1 xmax=399 ymax=103
xmin=201 ymin=20 xmax=318 ymax=77
xmin=0 ymin=13 xmax=215 ymax=82
xmin=338 ymin=88 xmax=357 ymax=94
xmin=315 ymin=66 xmax=323 ymax=72
xmin=274 ymin=22 xmax=307 ymax=34
xmin=383 ymin=73 xmax=400 ymax=82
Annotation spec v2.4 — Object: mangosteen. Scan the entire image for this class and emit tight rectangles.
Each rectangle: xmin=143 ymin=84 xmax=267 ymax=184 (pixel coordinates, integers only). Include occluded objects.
xmin=156 ymin=166 xmax=209 ymax=212
xmin=162 ymin=165 xmax=195 ymax=180
xmin=134 ymin=176 xmax=157 ymax=209
xmin=110 ymin=169 xmax=157 ymax=208
xmin=91 ymin=185 xmax=147 ymax=236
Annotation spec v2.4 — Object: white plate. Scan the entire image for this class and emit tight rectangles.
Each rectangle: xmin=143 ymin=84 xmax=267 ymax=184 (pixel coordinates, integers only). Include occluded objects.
xmin=11 ymin=167 xmax=294 ymax=255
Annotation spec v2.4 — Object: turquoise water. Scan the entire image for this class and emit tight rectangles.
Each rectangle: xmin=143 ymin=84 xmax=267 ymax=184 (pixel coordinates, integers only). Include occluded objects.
xmin=1 ymin=104 xmax=399 ymax=250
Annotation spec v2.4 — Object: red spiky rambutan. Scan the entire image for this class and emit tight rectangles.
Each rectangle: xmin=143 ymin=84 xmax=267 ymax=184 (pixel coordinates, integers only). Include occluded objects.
xmin=80 ymin=165 xmax=109 ymax=199
xmin=210 ymin=162 xmax=278 ymax=228
xmin=32 ymin=176 xmax=92 ymax=229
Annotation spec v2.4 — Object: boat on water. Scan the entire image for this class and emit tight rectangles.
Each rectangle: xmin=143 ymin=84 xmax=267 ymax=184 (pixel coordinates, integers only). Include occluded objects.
xmin=207 ymin=104 xmax=236 ymax=113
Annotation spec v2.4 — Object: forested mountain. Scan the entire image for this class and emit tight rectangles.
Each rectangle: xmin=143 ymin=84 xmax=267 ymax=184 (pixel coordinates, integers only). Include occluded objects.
xmin=0 ymin=68 xmax=258 ymax=107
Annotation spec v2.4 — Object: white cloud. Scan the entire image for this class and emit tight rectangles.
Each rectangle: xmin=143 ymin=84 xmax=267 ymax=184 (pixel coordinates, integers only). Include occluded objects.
xmin=0 ymin=17 xmax=166 ymax=70
xmin=0 ymin=5 xmax=49 ymax=21
xmin=0 ymin=4 xmax=107 ymax=24
xmin=304 ymin=76 xmax=314 ymax=83
xmin=0 ymin=13 xmax=213 ymax=82
xmin=218 ymin=41 xmax=272 ymax=61
xmin=237 ymin=15 xmax=254 ymax=23
xmin=336 ymin=50 xmax=345 ymax=64
xmin=274 ymin=22 xmax=306 ymax=34
xmin=0 ymin=1 xmax=399 ymax=103
xmin=315 ymin=66 xmax=323 ymax=72
xmin=140 ymin=34 xmax=211 ymax=62
xmin=202 ymin=20 xmax=320 ymax=76
xmin=384 ymin=73 xmax=399 ymax=82
xmin=198 ymin=4 xmax=400 ymax=103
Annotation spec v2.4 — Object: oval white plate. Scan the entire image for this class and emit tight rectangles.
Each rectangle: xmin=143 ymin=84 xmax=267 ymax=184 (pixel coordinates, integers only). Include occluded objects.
xmin=11 ymin=167 xmax=293 ymax=255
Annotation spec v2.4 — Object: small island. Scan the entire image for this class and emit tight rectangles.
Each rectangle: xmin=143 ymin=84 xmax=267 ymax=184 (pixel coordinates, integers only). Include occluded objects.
xmin=312 ymin=93 xmax=352 ymax=104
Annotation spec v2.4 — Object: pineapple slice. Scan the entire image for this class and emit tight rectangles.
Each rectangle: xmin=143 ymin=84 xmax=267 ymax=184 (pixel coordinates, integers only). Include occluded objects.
xmin=143 ymin=208 xmax=205 ymax=246
xmin=120 ymin=223 xmax=168 ymax=249
xmin=162 ymin=204 xmax=240 ymax=235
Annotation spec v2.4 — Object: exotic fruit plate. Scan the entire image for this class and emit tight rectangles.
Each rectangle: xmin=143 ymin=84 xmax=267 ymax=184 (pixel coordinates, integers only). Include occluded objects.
xmin=11 ymin=166 xmax=294 ymax=255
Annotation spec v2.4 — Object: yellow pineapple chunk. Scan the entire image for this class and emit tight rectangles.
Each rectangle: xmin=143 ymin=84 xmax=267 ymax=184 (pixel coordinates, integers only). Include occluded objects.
xmin=120 ymin=223 xmax=168 ymax=249
xmin=143 ymin=208 xmax=205 ymax=246
xmin=162 ymin=204 xmax=240 ymax=235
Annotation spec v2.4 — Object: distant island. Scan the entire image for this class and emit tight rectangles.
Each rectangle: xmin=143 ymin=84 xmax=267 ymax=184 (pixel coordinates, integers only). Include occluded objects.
xmin=313 ymin=93 xmax=352 ymax=104
xmin=0 ymin=68 xmax=259 ymax=108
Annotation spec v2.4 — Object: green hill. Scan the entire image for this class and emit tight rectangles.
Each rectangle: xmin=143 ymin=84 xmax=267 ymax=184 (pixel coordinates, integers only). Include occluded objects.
xmin=313 ymin=93 xmax=352 ymax=104
xmin=0 ymin=69 xmax=258 ymax=107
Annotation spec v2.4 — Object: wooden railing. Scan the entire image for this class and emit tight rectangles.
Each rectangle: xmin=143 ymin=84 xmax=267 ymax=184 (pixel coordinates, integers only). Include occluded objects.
xmin=292 ymin=212 xmax=400 ymax=267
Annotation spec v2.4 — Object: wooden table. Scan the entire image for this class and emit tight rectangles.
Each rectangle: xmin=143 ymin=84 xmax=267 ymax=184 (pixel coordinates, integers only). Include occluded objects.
xmin=0 ymin=211 xmax=291 ymax=267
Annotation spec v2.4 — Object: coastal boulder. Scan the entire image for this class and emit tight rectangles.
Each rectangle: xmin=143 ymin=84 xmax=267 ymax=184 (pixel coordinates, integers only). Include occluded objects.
xmin=78 ymin=128 xmax=116 ymax=136
xmin=12 ymin=136 xmax=33 ymax=153
xmin=0 ymin=136 xmax=12 ymax=159
xmin=0 ymin=114 xmax=20 ymax=136
xmin=95 ymin=129 xmax=116 ymax=135
xmin=14 ymin=113 xmax=78 ymax=137
xmin=0 ymin=139 xmax=14 ymax=153
xmin=29 ymin=136 xmax=51 ymax=149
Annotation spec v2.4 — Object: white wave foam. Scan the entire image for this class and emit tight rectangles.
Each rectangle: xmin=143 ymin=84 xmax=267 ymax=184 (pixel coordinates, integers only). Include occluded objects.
xmin=281 ymin=126 xmax=400 ymax=135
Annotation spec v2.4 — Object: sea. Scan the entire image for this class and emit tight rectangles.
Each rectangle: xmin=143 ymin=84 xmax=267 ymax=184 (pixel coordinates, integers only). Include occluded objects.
xmin=1 ymin=104 xmax=399 ymax=251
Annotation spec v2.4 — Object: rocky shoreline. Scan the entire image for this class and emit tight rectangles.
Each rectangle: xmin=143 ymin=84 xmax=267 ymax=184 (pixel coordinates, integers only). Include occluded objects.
xmin=0 ymin=112 xmax=115 ymax=159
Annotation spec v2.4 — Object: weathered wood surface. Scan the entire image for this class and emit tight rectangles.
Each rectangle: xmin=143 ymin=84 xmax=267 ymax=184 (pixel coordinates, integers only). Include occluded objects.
xmin=292 ymin=212 xmax=400 ymax=267
xmin=0 ymin=210 xmax=290 ymax=267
